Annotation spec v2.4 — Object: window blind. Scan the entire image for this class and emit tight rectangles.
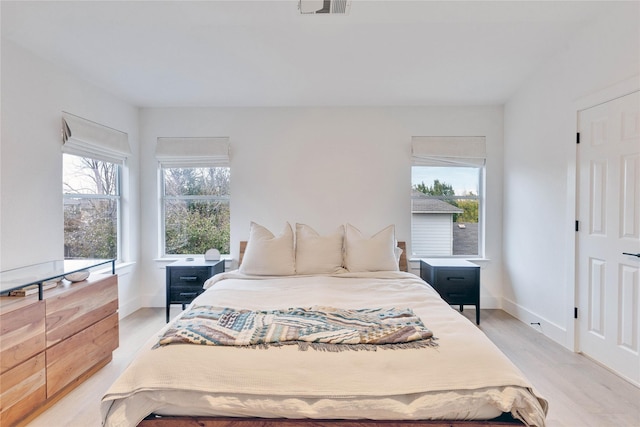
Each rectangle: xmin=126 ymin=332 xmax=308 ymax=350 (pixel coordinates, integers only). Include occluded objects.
xmin=155 ymin=137 xmax=230 ymax=167
xmin=62 ymin=112 xmax=131 ymax=163
xmin=411 ymin=136 xmax=486 ymax=167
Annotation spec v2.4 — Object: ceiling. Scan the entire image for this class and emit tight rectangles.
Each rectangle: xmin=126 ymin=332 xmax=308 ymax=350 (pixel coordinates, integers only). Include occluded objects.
xmin=0 ymin=1 xmax=626 ymax=108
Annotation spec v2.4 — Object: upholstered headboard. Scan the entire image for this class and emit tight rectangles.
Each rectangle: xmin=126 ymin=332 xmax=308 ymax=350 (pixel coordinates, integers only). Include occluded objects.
xmin=239 ymin=240 xmax=408 ymax=272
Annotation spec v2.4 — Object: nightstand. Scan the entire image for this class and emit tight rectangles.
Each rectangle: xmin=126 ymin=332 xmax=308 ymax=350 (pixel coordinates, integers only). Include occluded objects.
xmin=420 ymin=258 xmax=480 ymax=324
xmin=166 ymin=259 xmax=224 ymax=322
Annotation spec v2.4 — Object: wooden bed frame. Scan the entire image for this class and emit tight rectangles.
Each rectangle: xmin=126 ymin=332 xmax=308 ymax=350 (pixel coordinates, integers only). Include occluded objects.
xmin=136 ymin=241 xmax=523 ymax=427
xmin=140 ymin=415 xmax=523 ymax=426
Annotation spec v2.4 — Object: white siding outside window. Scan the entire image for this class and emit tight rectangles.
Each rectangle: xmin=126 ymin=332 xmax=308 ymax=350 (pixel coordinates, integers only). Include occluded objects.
xmin=412 ymin=213 xmax=454 ymax=256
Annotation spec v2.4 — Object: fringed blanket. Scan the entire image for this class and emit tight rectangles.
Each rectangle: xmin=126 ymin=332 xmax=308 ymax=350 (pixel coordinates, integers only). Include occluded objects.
xmin=157 ymin=305 xmax=437 ymax=351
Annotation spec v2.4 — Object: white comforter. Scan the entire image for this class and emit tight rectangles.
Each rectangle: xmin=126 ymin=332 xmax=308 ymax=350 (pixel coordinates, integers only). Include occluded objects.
xmin=101 ymin=271 xmax=547 ymax=426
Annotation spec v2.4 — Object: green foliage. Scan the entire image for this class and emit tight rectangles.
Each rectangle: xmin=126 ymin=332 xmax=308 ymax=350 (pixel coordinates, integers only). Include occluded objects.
xmin=63 ymin=156 xmax=119 ymax=259
xmin=455 ymin=199 xmax=479 ymax=223
xmin=164 ymin=167 xmax=231 ymax=255
xmin=64 ymin=199 xmax=117 ymax=258
xmin=414 ymin=179 xmax=455 ymax=196
xmin=165 ymin=200 xmax=230 ymax=255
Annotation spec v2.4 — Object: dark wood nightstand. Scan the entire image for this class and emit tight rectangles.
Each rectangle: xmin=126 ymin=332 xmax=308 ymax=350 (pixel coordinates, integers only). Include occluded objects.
xmin=166 ymin=259 xmax=224 ymax=322
xmin=420 ymin=258 xmax=480 ymax=324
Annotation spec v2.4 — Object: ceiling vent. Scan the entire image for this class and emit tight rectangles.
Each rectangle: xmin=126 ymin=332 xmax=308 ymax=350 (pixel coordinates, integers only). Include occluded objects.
xmin=299 ymin=0 xmax=351 ymax=15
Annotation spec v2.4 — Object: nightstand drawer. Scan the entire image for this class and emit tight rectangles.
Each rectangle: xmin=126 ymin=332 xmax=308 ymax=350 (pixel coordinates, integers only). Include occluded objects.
xmin=169 ymin=285 xmax=204 ymax=303
xmin=434 ymin=268 xmax=477 ymax=287
xmin=169 ymin=268 xmax=212 ymax=287
xmin=435 ymin=280 xmax=477 ymax=304
xmin=433 ymin=268 xmax=479 ymax=304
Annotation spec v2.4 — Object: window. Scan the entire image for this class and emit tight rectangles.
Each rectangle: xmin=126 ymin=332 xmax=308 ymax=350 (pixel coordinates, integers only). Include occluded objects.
xmin=411 ymin=166 xmax=482 ymax=256
xmin=63 ymin=154 xmax=121 ymax=259
xmin=162 ymin=166 xmax=230 ymax=255
xmin=156 ymin=137 xmax=230 ymax=256
xmin=411 ymin=136 xmax=485 ymax=257
xmin=61 ymin=112 xmax=130 ymax=260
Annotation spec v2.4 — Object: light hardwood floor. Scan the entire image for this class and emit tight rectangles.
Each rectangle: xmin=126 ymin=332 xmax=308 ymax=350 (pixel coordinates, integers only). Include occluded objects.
xmin=26 ymin=308 xmax=640 ymax=427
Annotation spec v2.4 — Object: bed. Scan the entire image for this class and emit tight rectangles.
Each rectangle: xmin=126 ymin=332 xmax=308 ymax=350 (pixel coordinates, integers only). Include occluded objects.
xmin=101 ymin=223 xmax=547 ymax=427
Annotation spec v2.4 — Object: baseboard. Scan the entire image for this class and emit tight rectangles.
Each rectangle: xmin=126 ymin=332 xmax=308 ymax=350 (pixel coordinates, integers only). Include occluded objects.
xmin=501 ymin=298 xmax=571 ymax=350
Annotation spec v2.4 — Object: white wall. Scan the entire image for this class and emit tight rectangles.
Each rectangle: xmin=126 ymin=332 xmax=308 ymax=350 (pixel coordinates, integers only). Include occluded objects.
xmin=0 ymin=38 xmax=504 ymax=318
xmin=0 ymin=40 xmax=142 ymax=318
xmin=502 ymin=3 xmax=640 ymax=348
xmin=139 ymin=106 xmax=504 ymax=308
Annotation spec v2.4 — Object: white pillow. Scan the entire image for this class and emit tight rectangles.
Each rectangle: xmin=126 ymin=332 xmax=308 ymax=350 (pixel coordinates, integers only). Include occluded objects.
xmin=295 ymin=223 xmax=345 ymax=275
xmin=239 ymin=222 xmax=296 ymax=276
xmin=394 ymin=246 xmax=403 ymax=264
xmin=344 ymin=224 xmax=399 ymax=272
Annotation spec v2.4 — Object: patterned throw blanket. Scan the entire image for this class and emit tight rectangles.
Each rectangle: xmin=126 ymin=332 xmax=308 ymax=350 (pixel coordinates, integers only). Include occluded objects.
xmin=158 ymin=305 xmax=437 ymax=351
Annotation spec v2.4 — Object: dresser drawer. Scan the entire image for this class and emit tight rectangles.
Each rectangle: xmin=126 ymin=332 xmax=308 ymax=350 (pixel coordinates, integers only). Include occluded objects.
xmin=0 ymin=299 xmax=46 ymax=374
xmin=0 ymin=352 xmax=46 ymax=426
xmin=46 ymin=312 xmax=119 ymax=397
xmin=45 ymin=274 xmax=118 ymax=347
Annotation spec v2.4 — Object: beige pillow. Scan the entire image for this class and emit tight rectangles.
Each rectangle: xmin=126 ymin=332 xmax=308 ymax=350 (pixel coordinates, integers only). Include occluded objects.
xmin=239 ymin=222 xmax=296 ymax=276
xmin=295 ymin=223 xmax=345 ymax=275
xmin=344 ymin=224 xmax=399 ymax=272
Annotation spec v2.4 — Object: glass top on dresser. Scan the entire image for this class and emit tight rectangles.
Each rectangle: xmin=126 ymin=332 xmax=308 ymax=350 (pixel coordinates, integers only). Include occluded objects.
xmin=0 ymin=259 xmax=115 ymax=297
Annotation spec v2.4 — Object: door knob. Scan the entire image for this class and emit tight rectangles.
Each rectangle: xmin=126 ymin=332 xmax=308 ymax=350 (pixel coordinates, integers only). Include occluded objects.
xmin=622 ymin=252 xmax=640 ymax=258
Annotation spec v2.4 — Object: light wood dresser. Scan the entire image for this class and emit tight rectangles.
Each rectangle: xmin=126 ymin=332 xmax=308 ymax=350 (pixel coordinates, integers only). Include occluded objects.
xmin=0 ymin=273 xmax=118 ymax=426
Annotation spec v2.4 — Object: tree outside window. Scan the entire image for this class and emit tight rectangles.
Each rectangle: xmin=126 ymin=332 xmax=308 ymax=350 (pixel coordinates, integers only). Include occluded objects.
xmin=63 ymin=154 xmax=120 ymax=259
xmin=162 ymin=167 xmax=230 ymax=255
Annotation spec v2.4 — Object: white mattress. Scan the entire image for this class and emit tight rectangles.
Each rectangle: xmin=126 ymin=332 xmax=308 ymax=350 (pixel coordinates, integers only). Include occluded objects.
xmin=101 ymin=271 xmax=547 ymax=426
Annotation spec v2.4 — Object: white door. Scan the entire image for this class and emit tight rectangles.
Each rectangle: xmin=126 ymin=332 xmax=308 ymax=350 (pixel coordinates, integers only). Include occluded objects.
xmin=577 ymin=91 xmax=640 ymax=385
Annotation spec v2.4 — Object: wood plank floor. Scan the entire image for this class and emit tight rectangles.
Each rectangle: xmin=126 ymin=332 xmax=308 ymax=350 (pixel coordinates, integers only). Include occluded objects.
xmin=25 ymin=308 xmax=640 ymax=427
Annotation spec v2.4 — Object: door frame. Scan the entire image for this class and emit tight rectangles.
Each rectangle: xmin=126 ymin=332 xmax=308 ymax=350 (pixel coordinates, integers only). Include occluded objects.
xmin=572 ymin=75 xmax=640 ymax=352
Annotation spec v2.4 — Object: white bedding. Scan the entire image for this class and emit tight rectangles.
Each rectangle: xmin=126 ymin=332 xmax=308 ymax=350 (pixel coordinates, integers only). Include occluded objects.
xmin=101 ymin=271 xmax=547 ymax=426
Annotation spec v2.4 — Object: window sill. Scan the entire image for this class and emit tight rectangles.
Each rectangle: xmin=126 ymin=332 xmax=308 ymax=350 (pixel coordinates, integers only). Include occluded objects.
xmin=94 ymin=260 xmax=136 ymax=274
xmin=154 ymin=255 xmax=232 ymax=263
xmin=409 ymin=257 xmax=490 ymax=263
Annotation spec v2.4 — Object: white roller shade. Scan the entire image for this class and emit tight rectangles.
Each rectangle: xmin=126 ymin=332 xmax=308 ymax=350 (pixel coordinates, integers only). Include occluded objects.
xmin=412 ymin=136 xmax=486 ymax=167
xmin=156 ymin=137 xmax=230 ymax=167
xmin=62 ymin=112 xmax=131 ymax=163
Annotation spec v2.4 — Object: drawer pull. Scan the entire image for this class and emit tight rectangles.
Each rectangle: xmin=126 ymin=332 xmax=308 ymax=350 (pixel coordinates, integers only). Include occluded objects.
xmin=447 ymin=293 xmax=467 ymax=298
xmin=446 ymin=277 xmax=466 ymax=281
xmin=179 ymin=292 xmax=198 ymax=298
xmin=179 ymin=276 xmax=198 ymax=281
